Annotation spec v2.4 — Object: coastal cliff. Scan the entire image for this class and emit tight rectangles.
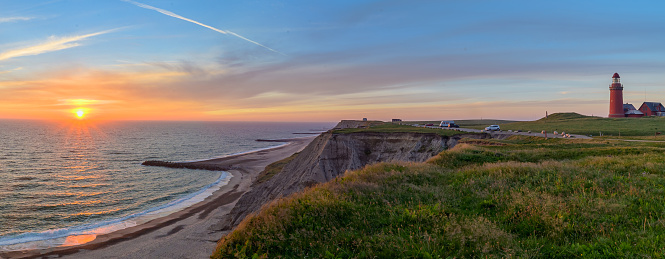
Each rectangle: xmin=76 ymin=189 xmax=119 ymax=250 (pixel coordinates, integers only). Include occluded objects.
xmin=225 ymin=130 xmax=489 ymax=227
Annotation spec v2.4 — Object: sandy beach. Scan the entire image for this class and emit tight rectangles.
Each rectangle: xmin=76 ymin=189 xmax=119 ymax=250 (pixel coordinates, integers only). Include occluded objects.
xmin=1 ymin=135 xmax=317 ymax=259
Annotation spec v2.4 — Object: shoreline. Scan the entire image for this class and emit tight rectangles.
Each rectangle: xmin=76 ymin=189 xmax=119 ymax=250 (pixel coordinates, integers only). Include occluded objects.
xmin=1 ymin=135 xmax=319 ymax=259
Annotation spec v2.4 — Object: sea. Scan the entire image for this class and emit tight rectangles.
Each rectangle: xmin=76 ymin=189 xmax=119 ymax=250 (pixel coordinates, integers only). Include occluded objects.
xmin=0 ymin=120 xmax=334 ymax=251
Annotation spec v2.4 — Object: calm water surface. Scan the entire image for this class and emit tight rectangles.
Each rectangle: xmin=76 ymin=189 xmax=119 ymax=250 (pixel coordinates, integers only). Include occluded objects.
xmin=0 ymin=120 xmax=333 ymax=249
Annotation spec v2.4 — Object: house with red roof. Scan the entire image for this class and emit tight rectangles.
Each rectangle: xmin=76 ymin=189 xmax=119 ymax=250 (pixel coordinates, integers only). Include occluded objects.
xmin=639 ymin=102 xmax=665 ymax=116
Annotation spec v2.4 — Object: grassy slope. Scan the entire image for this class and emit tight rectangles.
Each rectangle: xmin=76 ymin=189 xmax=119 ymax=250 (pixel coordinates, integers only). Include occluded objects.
xmin=333 ymin=123 xmax=476 ymax=137
xmin=254 ymin=152 xmax=300 ymax=185
xmin=213 ymin=136 xmax=665 ymax=258
xmin=469 ymin=113 xmax=665 ymax=137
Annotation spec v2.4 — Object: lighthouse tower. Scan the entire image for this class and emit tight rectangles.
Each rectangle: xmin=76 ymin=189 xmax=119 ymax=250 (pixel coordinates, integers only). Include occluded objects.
xmin=608 ymin=73 xmax=624 ymax=118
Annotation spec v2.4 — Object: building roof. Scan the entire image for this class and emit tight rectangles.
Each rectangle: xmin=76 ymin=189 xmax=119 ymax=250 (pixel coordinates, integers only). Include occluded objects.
xmin=613 ymin=73 xmax=620 ymax=78
xmin=623 ymin=103 xmax=636 ymax=111
xmin=641 ymin=102 xmax=664 ymax=111
xmin=625 ymin=110 xmax=644 ymax=115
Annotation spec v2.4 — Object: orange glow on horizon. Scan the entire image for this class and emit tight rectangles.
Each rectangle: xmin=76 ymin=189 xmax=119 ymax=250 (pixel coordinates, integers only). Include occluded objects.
xmin=0 ymin=67 xmax=611 ymax=122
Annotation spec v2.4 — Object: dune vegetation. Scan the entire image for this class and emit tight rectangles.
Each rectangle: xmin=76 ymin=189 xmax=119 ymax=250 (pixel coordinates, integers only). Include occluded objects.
xmin=254 ymin=152 xmax=300 ymax=185
xmin=213 ymin=135 xmax=665 ymax=258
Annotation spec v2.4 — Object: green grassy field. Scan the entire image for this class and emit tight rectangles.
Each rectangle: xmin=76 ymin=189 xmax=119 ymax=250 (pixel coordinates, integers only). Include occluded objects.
xmin=344 ymin=113 xmax=665 ymax=138
xmin=471 ymin=113 xmax=665 ymax=137
xmin=213 ymin=136 xmax=665 ymax=258
xmin=333 ymin=123 xmax=474 ymax=137
xmin=405 ymin=119 xmax=518 ymax=126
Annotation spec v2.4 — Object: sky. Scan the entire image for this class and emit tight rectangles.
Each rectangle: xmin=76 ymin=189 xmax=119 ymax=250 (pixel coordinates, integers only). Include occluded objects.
xmin=1 ymin=0 xmax=664 ymax=122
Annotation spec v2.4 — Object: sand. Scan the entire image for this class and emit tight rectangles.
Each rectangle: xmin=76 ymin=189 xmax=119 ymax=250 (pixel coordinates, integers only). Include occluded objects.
xmin=1 ymin=136 xmax=317 ymax=259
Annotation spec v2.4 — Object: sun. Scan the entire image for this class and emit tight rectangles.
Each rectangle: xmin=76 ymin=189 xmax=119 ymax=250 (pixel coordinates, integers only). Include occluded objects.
xmin=73 ymin=108 xmax=88 ymax=119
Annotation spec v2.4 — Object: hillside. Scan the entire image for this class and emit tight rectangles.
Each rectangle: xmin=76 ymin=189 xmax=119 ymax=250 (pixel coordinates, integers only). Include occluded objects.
xmin=222 ymin=130 xmax=489 ymax=229
xmin=214 ymin=135 xmax=665 ymax=258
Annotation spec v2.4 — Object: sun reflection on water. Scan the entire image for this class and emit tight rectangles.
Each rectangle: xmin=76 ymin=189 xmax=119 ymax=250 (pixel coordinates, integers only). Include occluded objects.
xmin=61 ymin=234 xmax=97 ymax=247
xmin=55 ymin=120 xmax=110 ymax=247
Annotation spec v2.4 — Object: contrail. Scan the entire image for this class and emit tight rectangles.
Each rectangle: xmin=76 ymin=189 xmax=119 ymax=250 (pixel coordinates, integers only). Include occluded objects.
xmin=121 ymin=0 xmax=283 ymax=55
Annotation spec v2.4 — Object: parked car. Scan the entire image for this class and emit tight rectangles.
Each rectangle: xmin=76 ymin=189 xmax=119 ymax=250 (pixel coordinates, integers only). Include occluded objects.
xmin=425 ymin=123 xmax=434 ymax=126
xmin=439 ymin=121 xmax=460 ymax=128
xmin=485 ymin=125 xmax=501 ymax=131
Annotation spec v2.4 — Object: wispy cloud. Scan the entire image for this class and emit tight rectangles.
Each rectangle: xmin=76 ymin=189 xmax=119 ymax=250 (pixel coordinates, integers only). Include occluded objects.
xmin=0 ymin=17 xmax=33 ymax=23
xmin=0 ymin=67 xmax=23 ymax=74
xmin=121 ymin=0 xmax=283 ymax=55
xmin=57 ymin=98 xmax=118 ymax=106
xmin=0 ymin=29 xmax=117 ymax=61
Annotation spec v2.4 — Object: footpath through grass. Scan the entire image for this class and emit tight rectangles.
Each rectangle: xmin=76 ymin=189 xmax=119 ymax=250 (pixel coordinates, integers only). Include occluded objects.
xmin=214 ymin=136 xmax=665 ymax=258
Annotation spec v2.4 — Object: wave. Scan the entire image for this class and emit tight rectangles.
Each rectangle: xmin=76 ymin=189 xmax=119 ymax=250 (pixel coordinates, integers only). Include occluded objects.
xmin=0 ymin=171 xmax=231 ymax=251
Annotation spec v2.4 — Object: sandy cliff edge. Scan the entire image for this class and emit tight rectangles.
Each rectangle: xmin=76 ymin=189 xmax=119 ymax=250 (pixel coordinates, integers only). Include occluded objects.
xmin=225 ymin=131 xmax=490 ymax=228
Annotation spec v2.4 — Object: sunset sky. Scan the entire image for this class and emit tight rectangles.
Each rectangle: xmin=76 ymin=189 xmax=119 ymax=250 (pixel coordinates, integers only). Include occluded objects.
xmin=1 ymin=0 xmax=664 ymax=122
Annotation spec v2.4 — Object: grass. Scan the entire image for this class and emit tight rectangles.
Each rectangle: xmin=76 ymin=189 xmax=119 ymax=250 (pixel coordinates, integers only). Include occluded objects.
xmin=255 ymin=152 xmax=300 ymax=185
xmin=465 ymin=112 xmax=665 ymax=137
xmin=405 ymin=119 xmax=519 ymax=127
xmin=213 ymin=135 xmax=665 ymax=258
xmin=333 ymin=122 xmax=478 ymax=137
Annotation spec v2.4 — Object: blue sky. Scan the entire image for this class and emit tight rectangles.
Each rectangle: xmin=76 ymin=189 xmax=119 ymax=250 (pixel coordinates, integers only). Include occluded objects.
xmin=1 ymin=0 xmax=664 ymax=121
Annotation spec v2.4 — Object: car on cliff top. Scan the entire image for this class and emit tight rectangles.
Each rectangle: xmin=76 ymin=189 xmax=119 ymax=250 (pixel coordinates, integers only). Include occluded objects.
xmin=485 ymin=125 xmax=501 ymax=131
xmin=439 ymin=121 xmax=459 ymax=128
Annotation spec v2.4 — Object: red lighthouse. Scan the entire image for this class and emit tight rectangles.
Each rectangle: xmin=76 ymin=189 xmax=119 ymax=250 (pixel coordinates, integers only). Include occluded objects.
xmin=608 ymin=73 xmax=624 ymax=118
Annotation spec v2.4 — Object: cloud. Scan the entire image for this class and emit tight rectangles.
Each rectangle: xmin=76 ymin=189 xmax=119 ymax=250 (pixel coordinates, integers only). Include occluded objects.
xmin=146 ymin=60 xmax=208 ymax=76
xmin=0 ymin=67 xmax=23 ymax=74
xmin=121 ymin=0 xmax=284 ymax=55
xmin=0 ymin=29 xmax=117 ymax=62
xmin=0 ymin=17 xmax=33 ymax=23
xmin=57 ymin=99 xmax=118 ymax=106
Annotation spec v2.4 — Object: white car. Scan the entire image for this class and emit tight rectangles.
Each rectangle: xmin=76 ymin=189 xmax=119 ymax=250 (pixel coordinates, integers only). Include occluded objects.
xmin=485 ymin=125 xmax=501 ymax=131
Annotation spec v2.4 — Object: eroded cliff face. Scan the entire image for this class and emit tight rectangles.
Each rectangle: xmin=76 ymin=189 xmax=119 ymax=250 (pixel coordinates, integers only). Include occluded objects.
xmin=226 ymin=131 xmax=489 ymax=227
